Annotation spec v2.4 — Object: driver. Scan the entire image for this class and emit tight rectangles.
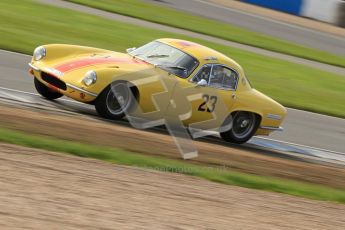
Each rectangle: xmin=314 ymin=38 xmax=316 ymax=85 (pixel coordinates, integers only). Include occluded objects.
xmin=194 ymin=66 xmax=211 ymax=83
xmin=210 ymin=65 xmax=224 ymax=87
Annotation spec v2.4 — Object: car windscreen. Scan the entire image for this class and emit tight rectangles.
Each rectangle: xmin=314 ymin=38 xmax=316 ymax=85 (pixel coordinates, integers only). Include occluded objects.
xmin=129 ymin=41 xmax=199 ymax=78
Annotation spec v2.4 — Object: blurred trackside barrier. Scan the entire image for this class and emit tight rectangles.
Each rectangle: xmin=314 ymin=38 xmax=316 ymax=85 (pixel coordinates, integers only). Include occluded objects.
xmin=241 ymin=0 xmax=345 ymax=28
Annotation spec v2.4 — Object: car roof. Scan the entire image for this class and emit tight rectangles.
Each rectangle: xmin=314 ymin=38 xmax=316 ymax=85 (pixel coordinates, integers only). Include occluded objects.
xmin=157 ymin=38 xmax=243 ymax=72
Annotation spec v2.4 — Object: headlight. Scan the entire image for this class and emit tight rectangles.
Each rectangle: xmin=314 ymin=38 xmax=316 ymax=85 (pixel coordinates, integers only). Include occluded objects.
xmin=83 ymin=70 xmax=97 ymax=86
xmin=33 ymin=46 xmax=46 ymax=61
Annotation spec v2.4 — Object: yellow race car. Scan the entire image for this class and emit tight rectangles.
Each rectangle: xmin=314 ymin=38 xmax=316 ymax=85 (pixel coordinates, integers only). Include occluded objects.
xmin=28 ymin=38 xmax=286 ymax=143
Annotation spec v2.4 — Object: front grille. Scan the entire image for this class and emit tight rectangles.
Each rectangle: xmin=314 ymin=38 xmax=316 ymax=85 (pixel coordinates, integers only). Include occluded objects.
xmin=41 ymin=72 xmax=67 ymax=90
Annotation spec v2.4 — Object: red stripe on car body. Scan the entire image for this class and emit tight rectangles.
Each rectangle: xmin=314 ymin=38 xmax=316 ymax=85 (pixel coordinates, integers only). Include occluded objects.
xmin=55 ymin=57 xmax=145 ymax=73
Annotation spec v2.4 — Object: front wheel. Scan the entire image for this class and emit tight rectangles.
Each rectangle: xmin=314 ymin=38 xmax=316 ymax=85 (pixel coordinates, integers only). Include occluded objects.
xmin=220 ymin=111 xmax=259 ymax=144
xmin=95 ymin=82 xmax=135 ymax=120
xmin=34 ymin=77 xmax=63 ymax=100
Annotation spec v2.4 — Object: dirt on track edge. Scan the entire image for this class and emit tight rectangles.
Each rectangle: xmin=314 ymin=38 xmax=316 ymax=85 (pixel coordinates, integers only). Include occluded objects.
xmin=0 ymin=143 xmax=345 ymax=229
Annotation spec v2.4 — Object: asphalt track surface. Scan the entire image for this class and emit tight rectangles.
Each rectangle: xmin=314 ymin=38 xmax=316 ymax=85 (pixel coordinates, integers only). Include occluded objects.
xmin=0 ymin=50 xmax=344 ymax=165
xmin=36 ymin=0 xmax=345 ymax=76
xmin=145 ymin=0 xmax=345 ymax=56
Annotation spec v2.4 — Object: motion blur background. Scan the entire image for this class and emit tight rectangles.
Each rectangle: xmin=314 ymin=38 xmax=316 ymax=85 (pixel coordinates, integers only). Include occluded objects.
xmin=0 ymin=0 xmax=345 ymax=229
xmin=242 ymin=0 xmax=345 ymax=27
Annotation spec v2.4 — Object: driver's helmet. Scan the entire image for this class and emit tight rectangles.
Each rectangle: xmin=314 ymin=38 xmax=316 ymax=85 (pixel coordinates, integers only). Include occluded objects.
xmin=200 ymin=68 xmax=211 ymax=82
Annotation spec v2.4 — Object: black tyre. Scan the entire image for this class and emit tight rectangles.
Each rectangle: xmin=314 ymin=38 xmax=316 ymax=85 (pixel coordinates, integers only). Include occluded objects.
xmin=34 ymin=77 xmax=63 ymax=100
xmin=220 ymin=111 xmax=260 ymax=144
xmin=95 ymin=82 xmax=135 ymax=120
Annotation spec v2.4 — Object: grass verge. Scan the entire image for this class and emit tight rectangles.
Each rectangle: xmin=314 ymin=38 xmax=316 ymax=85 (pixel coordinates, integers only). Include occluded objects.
xmin=0 ymin=127 xmax=345 ymax=204
xmin=0 ymin=0 xmax=344 ymax=117
xmin=66 ymin=0 xmax=345 ymax=67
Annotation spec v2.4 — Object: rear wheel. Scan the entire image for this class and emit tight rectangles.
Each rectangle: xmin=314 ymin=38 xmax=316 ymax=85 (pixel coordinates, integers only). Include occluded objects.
xmin=95 ymin=82 xmax=135 ymax=120
xmin=220 ymin=111 xmax=259 ymax=144
xmin=34 ymin=77 xmax=63 ymax=100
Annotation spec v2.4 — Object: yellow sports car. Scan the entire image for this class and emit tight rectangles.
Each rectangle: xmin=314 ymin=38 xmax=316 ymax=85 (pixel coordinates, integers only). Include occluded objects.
xmin=28 ymin=38 xmax=286 ymax=143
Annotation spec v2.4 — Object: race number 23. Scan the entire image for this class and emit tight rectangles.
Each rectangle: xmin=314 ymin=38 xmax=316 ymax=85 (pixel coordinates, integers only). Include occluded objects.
xmin=198 ymin=95 xmax=217 ymax=112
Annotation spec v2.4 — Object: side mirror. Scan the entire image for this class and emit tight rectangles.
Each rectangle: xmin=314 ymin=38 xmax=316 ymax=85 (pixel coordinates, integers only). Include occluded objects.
xmin=126 ymin=47 xmax=136 ymax=53
xmin=196 ymin=79 xmax=207 ymax=87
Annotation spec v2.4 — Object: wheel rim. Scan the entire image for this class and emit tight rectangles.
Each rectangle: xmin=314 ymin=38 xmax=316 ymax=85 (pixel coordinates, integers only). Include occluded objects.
xmin=232 ymin=112 xmax=256 ymax=139
xmin=106 ymin=83 xmax=131 ymax=116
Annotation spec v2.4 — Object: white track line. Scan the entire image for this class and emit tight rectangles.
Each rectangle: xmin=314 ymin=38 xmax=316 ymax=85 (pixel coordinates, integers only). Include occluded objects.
xmin=0 ymin=90 xmax=32 ymax=103
xmin=0 ymin=86 xmax=343 ymax=156
xmin=256 ymin=136 xmax=345 ymax=155
xmin=0 ymin=86 xmax=84 ymax=105
xmin=0 ymin=86 xmax=36 ymax=96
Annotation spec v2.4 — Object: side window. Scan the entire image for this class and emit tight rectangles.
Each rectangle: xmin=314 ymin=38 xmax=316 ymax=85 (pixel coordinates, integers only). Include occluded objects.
xmin=210 ymin=65 xmax=238 ymax=90
xmin=209 ymin=65 xmax=224 ymax=88
xmin=192 ymin=65 xmax=212 ymax=83
xmin=223 ymin=68 xmax=238 ymax=90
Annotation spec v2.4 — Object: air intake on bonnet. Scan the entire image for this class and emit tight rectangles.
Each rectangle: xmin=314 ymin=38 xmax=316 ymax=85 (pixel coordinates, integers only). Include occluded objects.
xmin=41 ymin=72 xmax=67 ymax=90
